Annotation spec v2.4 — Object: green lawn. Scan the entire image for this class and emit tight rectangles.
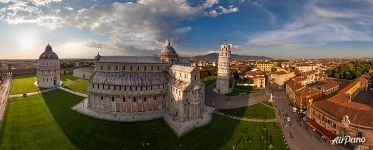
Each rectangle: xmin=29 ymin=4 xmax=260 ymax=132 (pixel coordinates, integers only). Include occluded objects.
xmin=219 ymin=103 xmax=276 ymax=119
xmin=61 ymin=75 xmax=88 ymax=94
xmin=202 ymin=75 xmax=217 ymax=87
xmin=226 ymin=86 xmax=258 ymax=96
xmin=10 ymin=74 xmax=42 ymax=95
xmin=0 ymin=90 xmax=286 ymax=150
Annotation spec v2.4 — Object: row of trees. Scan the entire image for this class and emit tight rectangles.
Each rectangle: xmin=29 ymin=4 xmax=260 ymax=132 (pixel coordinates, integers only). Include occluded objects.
xmin=326 ymin=61 xmax=373 ymax=80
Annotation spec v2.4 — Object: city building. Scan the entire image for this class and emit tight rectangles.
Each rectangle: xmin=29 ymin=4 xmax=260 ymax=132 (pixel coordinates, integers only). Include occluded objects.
xmin=296 ymin=64 xmax=318 ymax=73
xmin=270 ymin=71 xmax=295 ymax=86
xmin=245 ymin=70 xmax=266 ymax=88
xmin=87 ymin=42 xmax=205 ymax=123
xmin=73 ymin=67 xmax=94 ymax=79
xmin=307 ymin=76 xmax=373 ymax=149
xmin=256 ymin=63 xmax=275 ymax=72
xmin=215 ymin=43 xmax=231 ymax=94
xmin=36 ymin=44 xmax=60 ymax=88
xmin=285 ymin=71 xmax=339 ymax=110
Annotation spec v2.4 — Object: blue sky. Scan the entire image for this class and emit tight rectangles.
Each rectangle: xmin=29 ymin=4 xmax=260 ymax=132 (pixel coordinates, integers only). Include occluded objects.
xmin=1 ymin=0 xmax=373 ymax=59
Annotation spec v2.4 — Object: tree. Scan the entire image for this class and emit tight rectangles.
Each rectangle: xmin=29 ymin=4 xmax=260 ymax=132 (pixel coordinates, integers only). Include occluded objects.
xmin=233 ymin=71 xmax=240 ymax=81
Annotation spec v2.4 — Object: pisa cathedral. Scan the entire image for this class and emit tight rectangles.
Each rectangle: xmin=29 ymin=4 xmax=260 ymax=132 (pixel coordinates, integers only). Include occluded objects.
xmin=215 ymin=43 xmax=231 ymax=94
xmin=87 ymin=42 xmax=205 ymax=123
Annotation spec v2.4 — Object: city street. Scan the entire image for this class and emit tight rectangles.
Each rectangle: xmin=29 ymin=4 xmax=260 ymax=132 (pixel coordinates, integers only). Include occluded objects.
xmin=267 ymin=83 xmax=346 ymax=150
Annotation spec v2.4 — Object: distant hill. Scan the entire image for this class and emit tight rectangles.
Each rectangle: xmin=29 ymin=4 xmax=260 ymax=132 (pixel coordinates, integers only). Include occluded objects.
xmin=190 ymin=53 xmax=272 ymax=61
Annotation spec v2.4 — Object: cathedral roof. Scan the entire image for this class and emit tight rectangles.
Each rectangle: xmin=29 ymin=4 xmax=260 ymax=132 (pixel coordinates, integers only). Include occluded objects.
xmin=170 ymin=65 xmax=195 ymax=73
xmin=90 ymin=72 xmax=167 ymax=85
xmin=96 ymin=56 xmax=165 ymax=64
xmin=39 ymin=44 xmax=59 ymax=60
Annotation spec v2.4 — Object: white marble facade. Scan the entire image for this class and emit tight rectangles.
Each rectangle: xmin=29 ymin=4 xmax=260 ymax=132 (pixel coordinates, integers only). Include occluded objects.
xmin=37 ymin=44 xmax=60 ymax=88
xmin=87 ymin=42 xmax=205 ymax=123
xmin=215 ymin=43 xmax=231 ymax=94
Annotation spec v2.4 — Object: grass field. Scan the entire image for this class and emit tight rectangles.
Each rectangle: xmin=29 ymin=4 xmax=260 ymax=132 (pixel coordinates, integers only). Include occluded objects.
xmin=10 ymin=74 xmax=41 ymax=95
xmin=0 ymin=90 xmax=286 ymax=150
xmin=219 ymin=102 xmax=276 ymax=119
xmin=61 ymin=75 xmax=88 ymax=94
xmin=202 ymin=75 xmax=217 ymax=87
xmin=226 ymin=86 xmax=258 ymax=96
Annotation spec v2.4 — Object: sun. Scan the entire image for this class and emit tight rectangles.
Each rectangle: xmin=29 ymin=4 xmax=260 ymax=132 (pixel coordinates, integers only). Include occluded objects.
xmin=18 ymin=34 xmax=36 ymax=50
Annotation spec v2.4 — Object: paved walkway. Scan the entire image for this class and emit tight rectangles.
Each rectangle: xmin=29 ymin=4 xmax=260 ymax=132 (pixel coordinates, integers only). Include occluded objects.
xmin=58 ymin=86 xmax=87 ymax=97
xmin=261 ymin=102 xmax=274 ymax=109
xmin=215 ymin=112 xmax=278 ymax=122
xmin=205 ymin=83 xmax=270 ymax=109
xmin=8 ymin=88 xmax=56 ymax=98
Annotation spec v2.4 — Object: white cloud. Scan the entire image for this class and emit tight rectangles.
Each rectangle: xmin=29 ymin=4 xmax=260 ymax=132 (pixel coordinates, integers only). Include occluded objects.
xmin=31 ymin=0 xmax=61 ymax=6
xmin=0 ymin=0 xmax=63 ymax=29
xmin=0 ymin=0 xmax=241 ymax=56
xmin=202 ymin=0 xmax=219 ymax=8
xmin=64 ymin=6 xmax=73 ymax=11
xmin=208 ymin=5 xmax=239 ymax=17
xmin=247 ymin=0 xmax=373 ymax=46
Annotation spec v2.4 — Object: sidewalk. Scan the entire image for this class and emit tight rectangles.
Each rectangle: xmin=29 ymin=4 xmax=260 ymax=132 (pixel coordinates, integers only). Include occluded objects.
xmin=59 ymin=86 xmax=87 ymax=98
xmin=215 ymin=112 xmax=278 ymax=122
xmin=8 ymin=88 xmax=56 ymax=98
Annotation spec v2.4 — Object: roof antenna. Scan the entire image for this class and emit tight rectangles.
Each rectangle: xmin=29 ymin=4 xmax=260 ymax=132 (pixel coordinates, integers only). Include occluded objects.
xmin=167 ymin=39 xmax=171 ymax=46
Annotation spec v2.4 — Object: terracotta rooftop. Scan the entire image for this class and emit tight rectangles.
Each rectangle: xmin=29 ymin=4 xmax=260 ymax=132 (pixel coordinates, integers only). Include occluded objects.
xmin=313 ymin=76 xmax=373 ymax=127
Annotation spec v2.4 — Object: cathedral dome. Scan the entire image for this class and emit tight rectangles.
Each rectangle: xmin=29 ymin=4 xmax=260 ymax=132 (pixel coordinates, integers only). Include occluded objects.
xmin=160 ymin=41 xmax=178 ymax=56
xmin=39 ymin=44 xmax=59 ymax=60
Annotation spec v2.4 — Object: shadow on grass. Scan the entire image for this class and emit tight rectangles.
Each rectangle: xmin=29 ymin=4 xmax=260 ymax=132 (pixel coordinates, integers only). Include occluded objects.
xmin=41 ymin=89 xmax=177 ymax=150
xmin=39 ymin=87 xmax=286 ymax=149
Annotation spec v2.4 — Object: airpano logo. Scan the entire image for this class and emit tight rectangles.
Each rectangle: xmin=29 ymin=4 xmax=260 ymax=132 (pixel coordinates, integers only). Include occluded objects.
xmin=331 ymin=136 xmax=366 ymax=145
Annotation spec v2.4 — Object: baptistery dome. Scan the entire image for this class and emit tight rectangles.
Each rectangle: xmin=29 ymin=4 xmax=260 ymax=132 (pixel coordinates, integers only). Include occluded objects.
xmin=39 ymin=44 xmax=59 ymax=60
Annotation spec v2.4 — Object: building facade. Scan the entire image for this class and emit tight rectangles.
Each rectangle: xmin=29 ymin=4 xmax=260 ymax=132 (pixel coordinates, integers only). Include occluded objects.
xmin=215 ymin=43 xmax=231 ymax=94
xmin=307 ymin=76 xmax=373 ymax=149
xmin=87 ymin=42 xmax=205 ymax=123
xmin=73 ymin=67 xmax=93 ymax=79
xmin=270 ymin=71 xmax=295 ymax=86
xmin=37 ymin=44 xmax=60 ymax=88
xmin=245 ymin=70 xmax=266 ymax=88
xmin=256 ymin=63 xmax=275 ymax=72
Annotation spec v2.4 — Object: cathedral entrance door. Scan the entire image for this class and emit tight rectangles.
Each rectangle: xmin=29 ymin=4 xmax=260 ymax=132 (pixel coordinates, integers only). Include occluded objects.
xmin=53 ymin=76 xmax=57 ymax=86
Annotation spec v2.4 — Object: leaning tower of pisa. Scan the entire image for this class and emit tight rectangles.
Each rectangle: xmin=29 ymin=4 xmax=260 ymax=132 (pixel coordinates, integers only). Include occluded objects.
xmin=214 ymin=43 xmax=231 ymax=94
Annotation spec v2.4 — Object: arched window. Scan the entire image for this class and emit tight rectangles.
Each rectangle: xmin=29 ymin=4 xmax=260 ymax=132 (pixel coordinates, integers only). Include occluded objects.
xmin=123 ymin=97 xmax=125 ymax=102
xmin=115 ymin=66 xmax=118 ymax=70
xmin=133 ymin=98 xmax=136 ymax=102
xmin=111 ymin=97 xmax=114 ymax=102
xmin=144 ymin=97 xmax=146 ymax=102
xmin=101 ymin=96 xmax=103 ymax=100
